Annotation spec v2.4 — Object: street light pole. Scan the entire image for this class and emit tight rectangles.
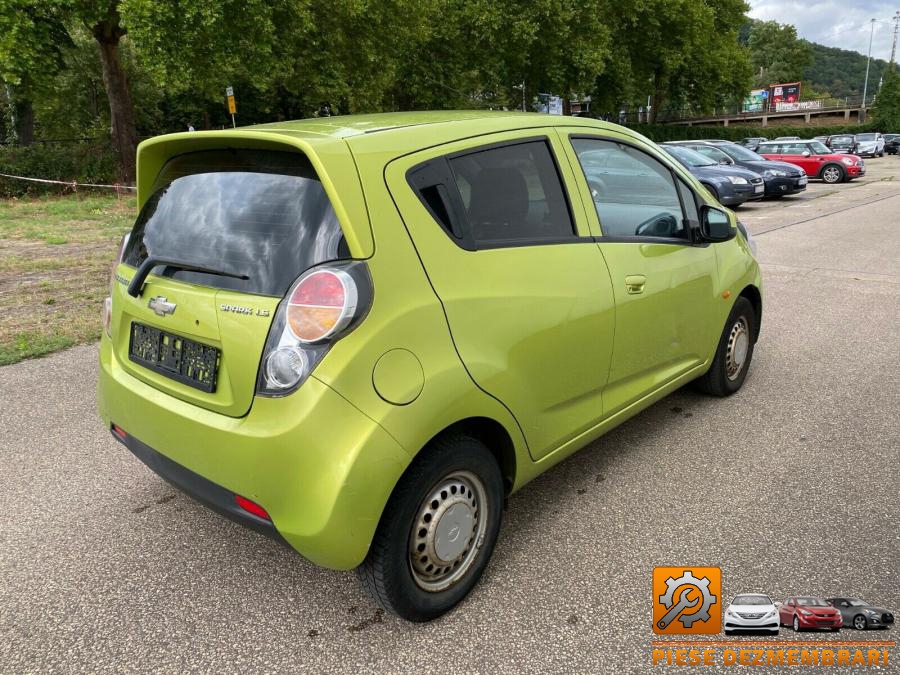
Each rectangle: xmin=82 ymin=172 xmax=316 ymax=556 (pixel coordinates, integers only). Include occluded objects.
xmin=862 ymin=18 xmax=876 ymax=109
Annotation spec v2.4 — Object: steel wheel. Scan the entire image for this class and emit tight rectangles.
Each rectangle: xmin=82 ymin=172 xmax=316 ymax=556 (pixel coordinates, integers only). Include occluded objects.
xmin=854 ymin=615 xmax=867 ymax=630
xmin=725 ymin=316 xmax=750 ymax=381
xmin=408 ymin=470 xmax=488 ymax=593
xmin=822 ymin=166 xmax=843 ymax=183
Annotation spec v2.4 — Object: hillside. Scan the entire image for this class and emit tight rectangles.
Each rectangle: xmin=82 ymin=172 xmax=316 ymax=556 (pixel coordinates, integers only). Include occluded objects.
xmin=803 ymin=41 xmax=889 ymax=99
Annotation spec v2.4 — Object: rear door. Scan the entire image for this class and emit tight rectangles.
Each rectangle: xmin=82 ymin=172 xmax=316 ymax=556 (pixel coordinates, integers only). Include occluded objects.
xmin=561 ymin=130 xmax=719 ymax=415
xmin=385 ymin=131 xmax=615 ymax=460
xmin=112 ymin=149 xmax=349 ymax=417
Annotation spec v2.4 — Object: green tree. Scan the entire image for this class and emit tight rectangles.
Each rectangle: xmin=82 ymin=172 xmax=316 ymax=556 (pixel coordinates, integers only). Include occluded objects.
xmin=747 ymin=20 xmax=812 ymax=87
xmin=873 ymin=72 xmax=900 ymax=129
xmin=0 ymin=3 xmax=72 ymax=144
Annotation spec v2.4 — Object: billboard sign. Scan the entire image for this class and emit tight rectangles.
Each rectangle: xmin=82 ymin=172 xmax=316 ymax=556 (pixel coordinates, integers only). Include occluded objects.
xmin=769 ymin=82 xmax=801 ymax=111
xmin=742 ymin=89 xmax=767 ymax=113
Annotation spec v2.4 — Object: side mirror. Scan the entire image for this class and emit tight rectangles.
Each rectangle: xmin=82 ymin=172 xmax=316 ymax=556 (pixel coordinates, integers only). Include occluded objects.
xmin=801 ymin=150 xmax=811 ymax=157
xmin=699 ymin=205 xmax=734 ymax=242
xmin=775 ymin=602 xmax=782 ymax=608
xmin=719 ymin=158 xmax=732 ymax=165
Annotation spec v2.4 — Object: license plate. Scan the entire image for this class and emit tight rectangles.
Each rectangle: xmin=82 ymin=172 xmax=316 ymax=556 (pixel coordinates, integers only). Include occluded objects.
xmin=754 ymin=185 xmax=764 ymax=193
xmin=129 ymin=322 xmax=220 ymax=393
xmin=798 ymin=176 xmax=808 ymax=185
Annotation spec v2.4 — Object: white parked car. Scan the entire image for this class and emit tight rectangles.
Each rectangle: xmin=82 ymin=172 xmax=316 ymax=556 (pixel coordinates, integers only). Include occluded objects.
xmin=724 ymin=593 xmax=780 ymax=635
xmin=855 ymin=132 xmax=885 ymax=157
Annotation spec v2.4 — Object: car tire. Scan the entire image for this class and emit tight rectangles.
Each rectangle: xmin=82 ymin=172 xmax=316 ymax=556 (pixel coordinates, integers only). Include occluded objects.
xmin=793 ymin=615 xmax=801 ymax=632
xmin=820 ymin=164 xmax=845 ymax=184
xmin=696 ymin=297 xmax=756 ymax=396
xmin=853 ymin=614 xmax=868 ymax=631
xmin=356 ymin=433 xmax=505 ymax=622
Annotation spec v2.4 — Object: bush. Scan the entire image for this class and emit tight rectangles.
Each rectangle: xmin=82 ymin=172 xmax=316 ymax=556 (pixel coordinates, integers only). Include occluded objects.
xmin=625 ymin=122 xmax=877 ymax=143
xmin=0 ymin=142 xmax=119 ymax=198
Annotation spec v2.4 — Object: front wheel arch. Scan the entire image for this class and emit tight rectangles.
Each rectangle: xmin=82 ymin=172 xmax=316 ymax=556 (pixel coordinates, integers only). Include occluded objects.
xmin=738 ymin=285 xmax=762 ymax=342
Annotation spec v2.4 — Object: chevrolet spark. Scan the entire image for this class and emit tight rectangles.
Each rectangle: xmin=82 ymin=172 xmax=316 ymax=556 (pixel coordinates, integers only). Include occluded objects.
xmin=98 ymin=111 xmax=762 ymax=621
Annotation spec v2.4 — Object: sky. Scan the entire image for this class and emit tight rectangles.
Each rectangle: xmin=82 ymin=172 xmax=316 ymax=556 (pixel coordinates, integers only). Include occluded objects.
xmin=748 ymin=0 xmax=899 ymax=61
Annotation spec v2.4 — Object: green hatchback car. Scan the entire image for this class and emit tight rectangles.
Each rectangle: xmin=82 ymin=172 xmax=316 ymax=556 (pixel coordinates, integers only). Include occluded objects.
xmin=98 ymin=111 xmax=762 ymax=621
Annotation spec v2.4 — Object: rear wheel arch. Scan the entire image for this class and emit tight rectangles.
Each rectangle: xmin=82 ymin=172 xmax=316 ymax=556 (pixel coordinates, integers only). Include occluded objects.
xmin=738 ymin=285 xmax=762 ymax=342
xmin=425 ymin=417 xmax=517 ymax=494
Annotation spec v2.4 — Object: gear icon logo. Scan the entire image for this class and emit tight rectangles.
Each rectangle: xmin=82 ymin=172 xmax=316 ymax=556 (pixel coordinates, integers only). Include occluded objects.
xmin=652 ymin=567 xmax=722 ymax=635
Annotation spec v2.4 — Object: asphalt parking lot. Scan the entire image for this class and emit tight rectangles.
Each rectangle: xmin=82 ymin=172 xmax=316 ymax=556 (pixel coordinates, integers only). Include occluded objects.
xmin=1 ymin=158 xmax=898 ymax=673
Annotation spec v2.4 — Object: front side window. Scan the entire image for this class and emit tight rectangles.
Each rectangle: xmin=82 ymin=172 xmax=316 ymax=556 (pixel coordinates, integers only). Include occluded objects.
xmin=448 ymin=140 xmax=575 ymax=246
xmin=571 ymin=138 xmax=688 ymax=240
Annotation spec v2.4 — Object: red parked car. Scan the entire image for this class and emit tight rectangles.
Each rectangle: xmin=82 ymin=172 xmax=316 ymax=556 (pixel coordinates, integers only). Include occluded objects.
xmin=778 ymin=597 xmax=844 ymax=632
xmin=757 ymin=140 xmax=865 ymax=184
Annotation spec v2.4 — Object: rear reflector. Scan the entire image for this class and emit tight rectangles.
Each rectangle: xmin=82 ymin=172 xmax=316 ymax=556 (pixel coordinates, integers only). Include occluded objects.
xmin=111 ymin=424 xmax=127 ymax=442
xmin=235 ymin=495 xmax=271 ymax=521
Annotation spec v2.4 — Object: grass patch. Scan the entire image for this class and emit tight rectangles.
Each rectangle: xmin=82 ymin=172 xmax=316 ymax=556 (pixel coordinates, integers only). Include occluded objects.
xmin=0 ymin=331 xmax=77 ymax=367
xmin=0 ymin=193 xmax=135 ymax=366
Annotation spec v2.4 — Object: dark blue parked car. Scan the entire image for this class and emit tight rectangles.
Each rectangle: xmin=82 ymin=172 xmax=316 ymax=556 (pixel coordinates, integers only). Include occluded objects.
xmin=661 ymin=145 xmax=764 ymax=207
xmin=666 ymin=140 xmax=807 ymax=198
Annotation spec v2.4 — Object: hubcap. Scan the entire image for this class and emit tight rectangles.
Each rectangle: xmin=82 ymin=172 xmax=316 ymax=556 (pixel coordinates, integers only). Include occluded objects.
xmin=725 ymin=316 xmax=750 ymax=381
xmin=409 ymin=471 xmax=488 ymax=592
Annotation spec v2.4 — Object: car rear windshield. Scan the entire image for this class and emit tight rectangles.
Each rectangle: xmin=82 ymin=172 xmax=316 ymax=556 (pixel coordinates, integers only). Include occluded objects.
xmin=733 ymin=595 xmax=771 ymax=605
xmin=123 ymin=149 xmax=348 ymax=297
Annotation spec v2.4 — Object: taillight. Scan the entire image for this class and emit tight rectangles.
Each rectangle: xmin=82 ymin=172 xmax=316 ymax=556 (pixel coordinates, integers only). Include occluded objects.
xmin=286 ymin=269 xmax=358 ymax=342
xmin=103 ymin=233 xmax=130 ymax=338
xmin=257 ymin=262 xmax=371 ymax=396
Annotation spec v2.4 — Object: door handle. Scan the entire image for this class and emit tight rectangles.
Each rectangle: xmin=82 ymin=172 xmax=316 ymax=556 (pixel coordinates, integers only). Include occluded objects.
xmin=625 ymin=274 xmax=646 ymax=294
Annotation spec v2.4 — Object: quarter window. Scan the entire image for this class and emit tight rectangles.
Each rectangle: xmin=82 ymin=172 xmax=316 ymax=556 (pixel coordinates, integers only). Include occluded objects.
xmin=571 ymin=138 xmax=689 ymax=239
xmin=448 ymin=140 xmax=575 ymax=246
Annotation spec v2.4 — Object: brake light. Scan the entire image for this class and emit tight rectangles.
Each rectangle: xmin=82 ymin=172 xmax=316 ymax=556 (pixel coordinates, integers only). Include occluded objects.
xmin=286 ymin=269 xmax=357 ymax=342
xmin=257 ymin=263 xmax=371 ymax=396
xmin=235 ymin=495 xmax=270 ymax=521
xmin=104 ymin=233 xmax=130 ymax=338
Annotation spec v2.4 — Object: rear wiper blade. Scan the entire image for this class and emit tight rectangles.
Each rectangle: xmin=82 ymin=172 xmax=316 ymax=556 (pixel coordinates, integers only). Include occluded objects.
xmin=127 ymin=256 xmax=250 ymax=297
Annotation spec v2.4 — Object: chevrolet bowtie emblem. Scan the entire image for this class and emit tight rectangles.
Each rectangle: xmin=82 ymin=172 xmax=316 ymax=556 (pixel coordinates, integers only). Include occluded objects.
xmin=148 ymin=296 xmax=176 ymax=316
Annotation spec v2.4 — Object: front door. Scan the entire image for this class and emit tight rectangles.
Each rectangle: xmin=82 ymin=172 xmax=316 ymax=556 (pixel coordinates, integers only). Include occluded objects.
xmin=561 ymin=131 xmax=719 ymax=415
xmin=385 ymin=131 xmax=616 ymax=460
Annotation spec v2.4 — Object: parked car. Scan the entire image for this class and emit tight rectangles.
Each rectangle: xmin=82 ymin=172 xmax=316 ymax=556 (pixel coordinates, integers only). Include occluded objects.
xmin=826 ymin=598 xmax=895 ymax=631
xmin=97 ymin=111 xmax=763 ymax=622
xmin=661 ymin=144 xmax=765 ymax=206
xmin=774 ymin=136 xmax=800 ymax=141
xmin=854 ymin=132 xmax=885 ymax=157
xmin=724 ymin=594 xmax=780 ymax=635
xmin=826 ymin=134 xmax=858 ymax=154
xmin=742 ymin=137 xmax=768 ymax=152
xmin=667 ymin=140 xmax=807 ymax=197
xmin=757 ymin=140 xmax=865 ymax=183
xmin=778 ymin=597 xmax=843 ymax=632
xmin=883 ymin=133 xmax=900 ymax=155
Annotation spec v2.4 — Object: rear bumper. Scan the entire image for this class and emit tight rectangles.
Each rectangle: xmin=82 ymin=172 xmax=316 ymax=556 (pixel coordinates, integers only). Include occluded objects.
xmin=113 ymin=428 xmax=288 ymax=545
xmin=98 ymin=335 xmax=412 ymax=570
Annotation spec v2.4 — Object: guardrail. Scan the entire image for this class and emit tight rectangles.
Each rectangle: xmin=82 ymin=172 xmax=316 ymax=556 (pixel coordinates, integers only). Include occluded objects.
xmin=612 ymin=95 xmax=877 ymax=125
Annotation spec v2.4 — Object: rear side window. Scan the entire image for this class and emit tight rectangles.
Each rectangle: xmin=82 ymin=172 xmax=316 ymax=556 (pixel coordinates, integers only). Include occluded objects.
xmin=571 ymin=138 xmax=688 ymax=240
xmin=123 ymin=150 xmax=347 ymax=297
xmin=448 ymin=140 xmax=575 ymax=246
